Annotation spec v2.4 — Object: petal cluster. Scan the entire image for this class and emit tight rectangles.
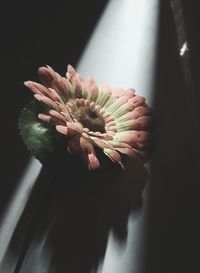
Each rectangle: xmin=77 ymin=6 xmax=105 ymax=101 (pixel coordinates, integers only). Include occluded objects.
xmin=24 ymin=65 xmax=153 ymax=170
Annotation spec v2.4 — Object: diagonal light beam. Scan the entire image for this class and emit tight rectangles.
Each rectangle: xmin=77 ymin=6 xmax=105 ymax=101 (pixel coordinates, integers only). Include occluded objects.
xmin=0 ymin=1 xmax=160 ymax=272
xmin=77 ymin=0 xmax=160 ymax=272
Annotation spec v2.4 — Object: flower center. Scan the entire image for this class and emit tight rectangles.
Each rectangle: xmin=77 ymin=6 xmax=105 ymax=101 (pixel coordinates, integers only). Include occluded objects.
xmin=74 ymin=106 xmax=106 ymax=133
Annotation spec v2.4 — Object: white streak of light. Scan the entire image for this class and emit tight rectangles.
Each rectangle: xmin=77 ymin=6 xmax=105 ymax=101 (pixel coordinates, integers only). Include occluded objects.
xmin=77 ymin=0 xmax=160 ymax=272
xmin=78 ymin=0 xmax=159 ymax=106
xmin=180 ymin=41 xmax=189 ymax=56
xmin=0 ymin=158 xmax=41 ymax=264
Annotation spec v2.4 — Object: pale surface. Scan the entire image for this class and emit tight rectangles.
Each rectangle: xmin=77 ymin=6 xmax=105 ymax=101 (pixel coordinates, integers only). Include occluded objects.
xmin=0 ymin=1 xmax=159 ymax=272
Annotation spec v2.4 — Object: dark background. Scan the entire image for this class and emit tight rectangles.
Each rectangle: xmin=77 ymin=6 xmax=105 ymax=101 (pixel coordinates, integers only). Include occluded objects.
xmin=144 ymin=1 xmax=200 ymax=273
xmin=0 ymin=0 xmax=200 ymax=272
xmin=0 ymin=0 xmax=108 ymax=215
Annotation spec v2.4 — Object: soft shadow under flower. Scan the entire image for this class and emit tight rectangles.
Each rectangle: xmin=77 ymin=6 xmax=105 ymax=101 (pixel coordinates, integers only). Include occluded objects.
xmin=40 ymin=154 xmax=147 ymax=273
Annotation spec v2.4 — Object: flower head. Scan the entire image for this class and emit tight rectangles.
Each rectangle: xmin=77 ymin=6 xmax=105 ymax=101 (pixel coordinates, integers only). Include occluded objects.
xmin=24 ymin=65 xmax=153 ymax=170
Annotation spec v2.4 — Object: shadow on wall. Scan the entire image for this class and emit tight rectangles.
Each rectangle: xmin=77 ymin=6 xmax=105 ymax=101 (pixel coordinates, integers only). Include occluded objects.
xmin=143 ymin=1 xmax=200 ymax=273
xmin=7 ymin=151 xmax=146 ymax=273
xmin=0 ymin=0 xmax=108 ymax=220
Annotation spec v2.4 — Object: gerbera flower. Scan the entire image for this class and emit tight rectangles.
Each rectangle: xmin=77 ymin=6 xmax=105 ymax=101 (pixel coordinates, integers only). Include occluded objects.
xmin=24 ymin=65 xmax=152 ymax=170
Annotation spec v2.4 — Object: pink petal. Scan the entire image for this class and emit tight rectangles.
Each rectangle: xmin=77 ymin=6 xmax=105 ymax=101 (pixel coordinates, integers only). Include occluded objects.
xmin=108 ymin=141 xmax=138 ymax=157
xmin=87 ymin=153 xmax=100 ymax=170
xmin=76 ymin=73 xmax=84 ymax=82
xmin=127 ymin=95 xmax=145 ymax=108
xmin=25 ymin=81 xmax=65 ymax=104
xmin=113 ymin=88 xmax=135 ymax=102
xmin=105 ymin=126 xmax=117 ymax=132
xmin=104 ymin=115 xmax=114 ymax=123
xmin=116 ymin=105 xmax=152 ymax=122
xmin=114 ymin=130 xmax=152 ymax=145
xmin=89 ymin=83 xmax=99 ymax=100
xmin=134 ymin=105 xmax=152 ymax=116
xmin=85 ymin=76 xmax=95 ymax=90
xmin=79 ymin=137 xmax=100 ymax=170
xmin=103 ymin=148 xmax=124 ymax=169
xmin=34 ymin=94 xmax=43 ymax=101
xmin=66 ymin=65 xmax=76 ymax=80
xmin=34 ymin=95 xmax=59 ymax=110
xmin=91 ymin=136 xmax=114 ymax=150
xmin=66 ymin=122 xmax=83 ymax=133
xmin=49 ymin=110 xmax=66 ymax=122
xmin=74 ymin=75 xmax=83 ymax=97
xmin=48 ymin=88 xmax=63 ymax=103
xmin=51 ymin=78 xmax=69 ymax=99
xmin=38 ymin=113 xmax=65 ymax=125
xmin=38 ymin=66 xmax=58 ymax=87
xmin=105 ymin=120 xmax=116 ymax=127
xmin=117 ymin=116 xmax=152 ymax=131
xmin=56 ymin=125 xmax=76 ymax=136
xmin=38 ymin=114 xmax=51 ymax=122
xmin=24 ymin=81 xmax=49 ymax=97
xmin=58 ymin=103 xmax=74 ymax=121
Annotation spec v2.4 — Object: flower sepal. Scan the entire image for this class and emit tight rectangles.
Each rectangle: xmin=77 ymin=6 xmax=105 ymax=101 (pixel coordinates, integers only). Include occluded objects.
xmin=19 ymin=99 xmax=61 ymax=164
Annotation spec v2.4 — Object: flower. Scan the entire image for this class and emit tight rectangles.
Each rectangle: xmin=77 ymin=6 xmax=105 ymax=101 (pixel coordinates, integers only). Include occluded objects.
xmin=24 ymin=65 xmax=153 ymax=170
